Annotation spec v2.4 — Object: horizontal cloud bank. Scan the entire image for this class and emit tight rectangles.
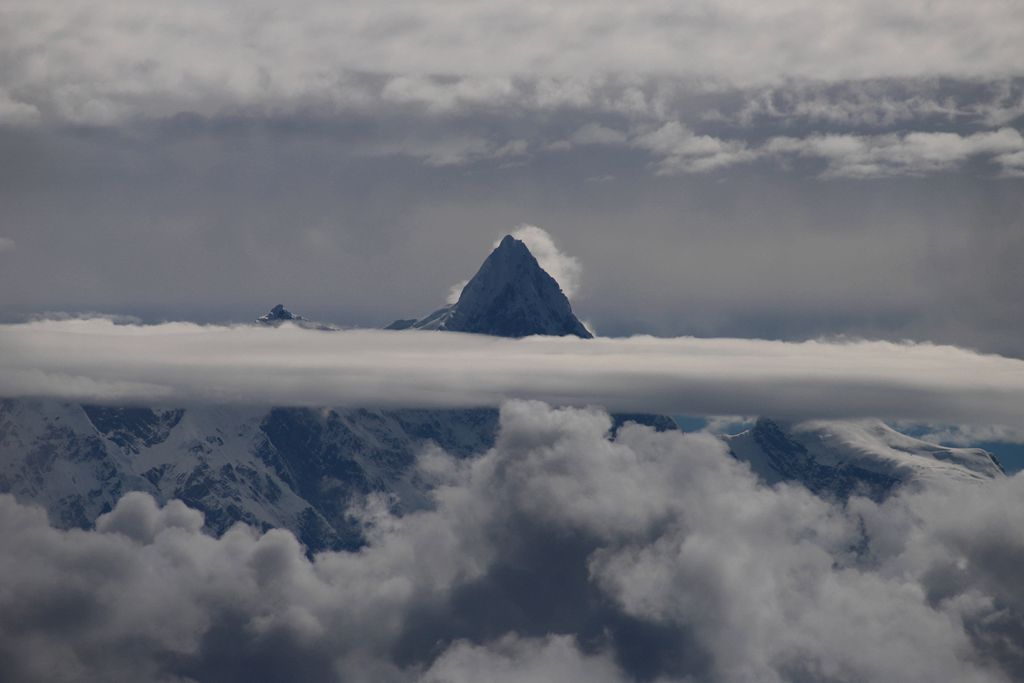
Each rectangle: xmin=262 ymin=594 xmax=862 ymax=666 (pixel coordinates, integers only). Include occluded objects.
xmin=630 ymin=123 xmax=1024 ymax=177
xmin=2 ymin=318 xmax=1023 ymax=424
xmin=2 ymin=401 xmax=1024 ymax=682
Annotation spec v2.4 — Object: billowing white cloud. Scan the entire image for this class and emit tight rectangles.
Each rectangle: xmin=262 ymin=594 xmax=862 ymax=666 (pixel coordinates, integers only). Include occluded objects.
xmin=2 ymin=318 xmax=1024 ymax=426
xmin=2 ymin=401 xmax=1024 ymax=681
xmin=499 ymin=225 xmax=582 ymax=299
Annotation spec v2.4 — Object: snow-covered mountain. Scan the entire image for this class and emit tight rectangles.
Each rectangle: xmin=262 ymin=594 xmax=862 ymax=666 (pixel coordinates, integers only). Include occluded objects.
xmin=0 ymin=235 xmax=1005 ymax=552
xmin=0 ymin=397 xmax=500 ymax=551
xmin=727 ymin=418 xmax=1005 ymax=499
xmin=0 ymin=235 xmax=599 ymax=552
xmin=388 ymin=234 xmax=593 ymax=338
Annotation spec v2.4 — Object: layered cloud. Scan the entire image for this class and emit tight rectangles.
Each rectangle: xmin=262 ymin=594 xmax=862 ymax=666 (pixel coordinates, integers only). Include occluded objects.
xmin=2 ymin=0 xmax=1023 ymax=125
xmin=2 ymin=318 xmax=1023 ymax=426
xmin=627 ymin=123 xmax=1024 ymax=177
xmin=763 ymin=127 xmax=1024 ymax=178
xmin=2 ymin=1 xmax=1021 ymax=191
xmin=2 ymin=401 xmax=1024 ymax=681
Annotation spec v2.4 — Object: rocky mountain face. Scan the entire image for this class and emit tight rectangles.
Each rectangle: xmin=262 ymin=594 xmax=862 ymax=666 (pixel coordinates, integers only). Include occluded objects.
xmin=0 ymin=236 xmax=1005 ymax=552
xmin=388 ymin=235 xmax=593 ymax=338
xmin=0 ymin=236 xmax=597 ymax=552
xmin=257 ymin=304 xmax=338 ymax=330
xmin=258 ymin=304 xmax=299 ymax=324
xmin=0 ymin=398 xmax=499 ymax=552
xmin=727 ymin=417 xmax=1004 ymax=500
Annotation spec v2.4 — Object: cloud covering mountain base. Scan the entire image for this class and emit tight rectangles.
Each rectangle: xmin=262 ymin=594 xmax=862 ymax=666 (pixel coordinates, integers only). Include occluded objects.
xmin=2 ymin=401 xmax=1023 ymax=682
xmin=2 ymin=319 xmax=1024 ymax=425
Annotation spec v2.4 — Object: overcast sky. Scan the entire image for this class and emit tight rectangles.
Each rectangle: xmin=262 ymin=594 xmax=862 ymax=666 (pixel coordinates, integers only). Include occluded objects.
xmin=1 ymin=0 xmax=1022 ymax=356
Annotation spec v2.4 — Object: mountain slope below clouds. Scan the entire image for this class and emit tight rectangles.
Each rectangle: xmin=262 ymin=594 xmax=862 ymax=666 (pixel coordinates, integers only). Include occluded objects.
xmin=0 ymin=399 xmax=499 ymax=551
xmin=727 ymin=418 xmax=1004 ymax=500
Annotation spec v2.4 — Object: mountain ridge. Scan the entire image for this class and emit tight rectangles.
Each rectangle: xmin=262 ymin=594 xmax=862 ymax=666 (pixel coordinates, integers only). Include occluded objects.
xmin=0 ymin=235 xmax=1005 ymax=554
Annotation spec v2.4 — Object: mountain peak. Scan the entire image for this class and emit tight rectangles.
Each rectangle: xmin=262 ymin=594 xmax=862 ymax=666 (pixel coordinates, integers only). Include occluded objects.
xmin=389 ymin=235 xmax=592 ymax=338
xmin=258 ymin=304 xmax=298 ymax=324
xmin=495 ymin=233 xmax=524 ymax=251
xmin=256 ymin=305 xmax=337 ymax=330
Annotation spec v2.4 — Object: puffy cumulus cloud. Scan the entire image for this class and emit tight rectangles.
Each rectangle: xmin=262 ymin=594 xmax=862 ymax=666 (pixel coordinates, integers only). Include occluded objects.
xmin=3 ymin=319 xmax=1024 ymax=424
xmin=95 ymin=491 xmax=205 ymax=543
xmin=1 ymin=1 xmax=1023 ymax=125
xmin=499 ymin=225 xmax=582 ymax=299
xmin=3 ymin=401 xmax=1024 ymax=681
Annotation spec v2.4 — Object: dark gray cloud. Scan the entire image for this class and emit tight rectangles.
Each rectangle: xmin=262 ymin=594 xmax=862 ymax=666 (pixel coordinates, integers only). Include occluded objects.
xmin=2 ymin=401 xmax=1023 ymax=682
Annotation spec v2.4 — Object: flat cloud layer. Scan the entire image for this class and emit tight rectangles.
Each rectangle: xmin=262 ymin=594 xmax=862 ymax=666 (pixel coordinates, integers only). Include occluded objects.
xmin=1 ymin=318 xmax=1023 ymax=425
xmin=2 ymin=401 xmax=1024 ymax=682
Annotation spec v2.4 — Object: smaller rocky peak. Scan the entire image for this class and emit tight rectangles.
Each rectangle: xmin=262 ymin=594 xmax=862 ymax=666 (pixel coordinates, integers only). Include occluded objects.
xmin=257 ymin=304 xmax=298 ymax=324
xmin=256 ymin=305 xmax=337 ymax=330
